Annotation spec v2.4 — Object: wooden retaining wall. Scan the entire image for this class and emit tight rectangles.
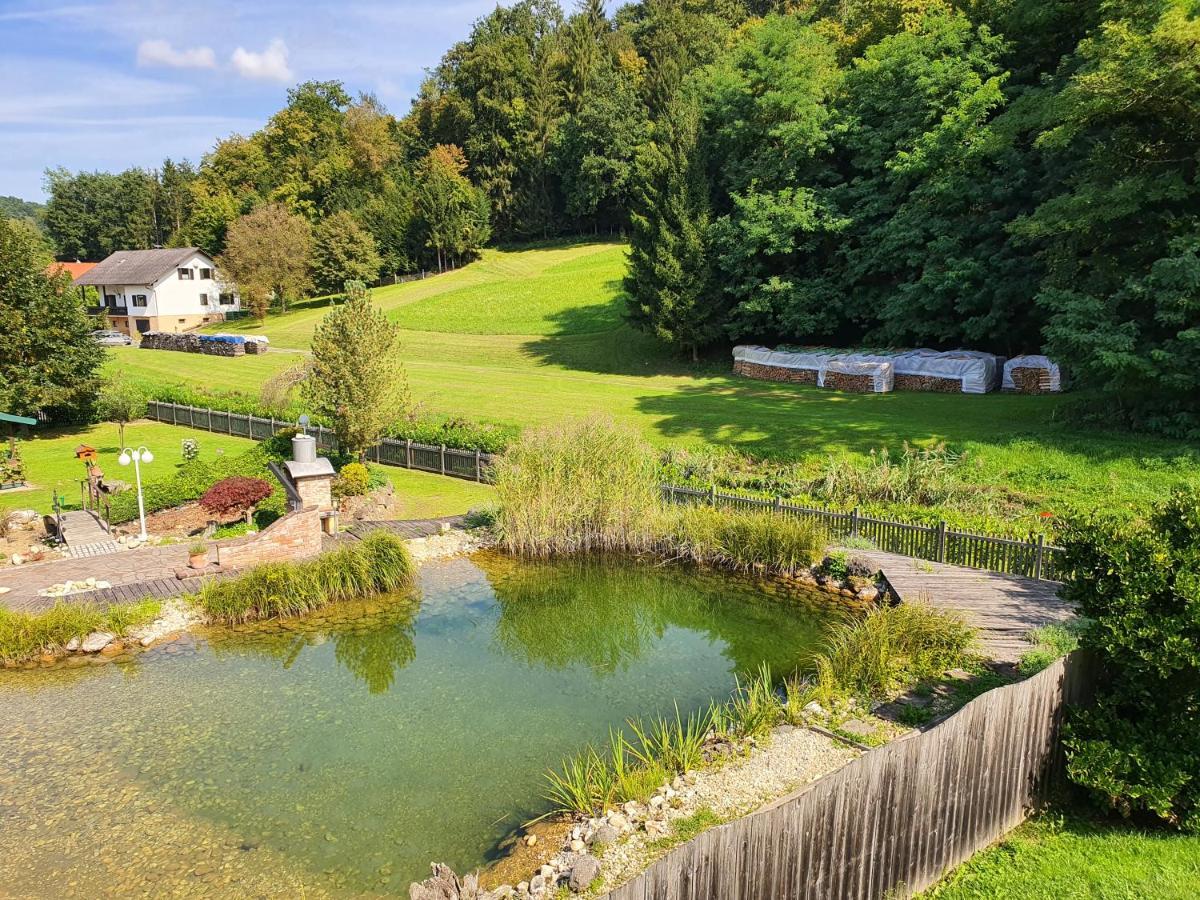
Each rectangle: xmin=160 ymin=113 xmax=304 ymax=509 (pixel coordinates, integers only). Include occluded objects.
xmin=601 ymin=652 xmax=1093 ymax=900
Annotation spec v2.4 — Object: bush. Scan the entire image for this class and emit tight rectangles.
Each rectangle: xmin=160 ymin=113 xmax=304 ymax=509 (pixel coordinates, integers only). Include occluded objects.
xmin=0 ymin=600 xmax=160 ymax=663
xmin=193 ymin=529 xmax=414 ymax=624
xmin=809 ymin=602 xmax=978 ymax=703
xmin=199 ymin=476 xmax=273 ymax=521
xmin=1019 ymin=621 xmax=1087 ymax=675
xmin=1060 ymin=489 xmax=1200 ymax=833
xmin=493 ymin=417 xmax=662 ymax=557
xmin=333 ymin=462 xmax=371 ymax=498
xmin=664 ymin=505 xmax=825 ymax=575
xmin=389 ymin=416 xmax=517 ymax=454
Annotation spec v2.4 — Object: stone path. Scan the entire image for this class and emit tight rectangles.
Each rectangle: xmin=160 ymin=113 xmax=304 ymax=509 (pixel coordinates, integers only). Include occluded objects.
xmin=857 ymin=549 xmax=1075 ymax=664
xmin=58 ymin=510 xmax=121 ymax=558
xmin=0 ymin=543 xmax=191 ymax=613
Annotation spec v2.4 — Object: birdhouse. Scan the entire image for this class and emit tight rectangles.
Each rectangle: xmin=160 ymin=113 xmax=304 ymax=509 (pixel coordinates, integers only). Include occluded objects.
xmin=75 ymin=444 xmax=98 ymax=461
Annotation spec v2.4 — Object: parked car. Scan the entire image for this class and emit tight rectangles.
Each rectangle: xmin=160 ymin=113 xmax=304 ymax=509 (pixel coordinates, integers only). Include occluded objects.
xmin=91 ymin=329 xmax=132 ymax=346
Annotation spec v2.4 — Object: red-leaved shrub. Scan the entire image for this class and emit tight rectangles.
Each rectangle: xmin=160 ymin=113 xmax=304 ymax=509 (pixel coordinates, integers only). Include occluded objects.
xmin=200 ymin=476 xmax=273 ymax=521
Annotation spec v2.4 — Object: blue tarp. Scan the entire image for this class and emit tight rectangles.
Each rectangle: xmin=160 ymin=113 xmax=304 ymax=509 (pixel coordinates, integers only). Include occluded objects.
xmin=199 ymin=334 xmax=246 ymax=344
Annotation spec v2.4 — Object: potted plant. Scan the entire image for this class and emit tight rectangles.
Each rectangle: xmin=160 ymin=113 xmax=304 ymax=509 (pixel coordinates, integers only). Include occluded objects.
xmin=188 ymin=542 xmax=208 ymax=569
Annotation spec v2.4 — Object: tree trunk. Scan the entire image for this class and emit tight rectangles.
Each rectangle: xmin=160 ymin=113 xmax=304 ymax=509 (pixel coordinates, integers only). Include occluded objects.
xmin=691 ymin=344 xmax=699 ymax=363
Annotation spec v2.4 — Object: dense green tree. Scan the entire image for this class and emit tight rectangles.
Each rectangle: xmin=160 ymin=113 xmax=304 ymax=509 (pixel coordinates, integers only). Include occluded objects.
xmin=97 ymin=370 xmax=148 ymax=448
xmin=414 ymin=145 xmax=492 ymax=272
xmin=217 ymin=203 xmax=313 ymax=318
xmin=310 ymin=210 xmax=383 ymax=294
xmin=1018 ymin=0 xmax=1200 ymax=434
xmin=625 ymin=93 xmax=722 ymax=360
xmin=0 ymin=217 xmax=104 ymax=422
xmin=303 ymin=288 xmax=412 ymax=458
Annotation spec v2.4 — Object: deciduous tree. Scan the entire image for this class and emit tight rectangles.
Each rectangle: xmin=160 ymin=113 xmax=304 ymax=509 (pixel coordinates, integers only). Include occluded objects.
xmin=217 ymin=203 xmax=313 ymax=319
xmin=310 ymin=211 xmax=382 ymax=295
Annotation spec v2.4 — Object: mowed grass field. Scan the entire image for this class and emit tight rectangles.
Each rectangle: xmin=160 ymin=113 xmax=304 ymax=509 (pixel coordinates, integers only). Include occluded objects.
xmin=109 ymin=240 xmax=1200 ymax=526
xmin=923 ymin=808 xmax=1200 ymax=899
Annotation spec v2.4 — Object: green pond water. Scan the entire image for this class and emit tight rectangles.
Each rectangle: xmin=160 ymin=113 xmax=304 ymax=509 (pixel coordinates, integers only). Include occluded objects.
xmin=0 ymin=552 xmax=841 ymax=898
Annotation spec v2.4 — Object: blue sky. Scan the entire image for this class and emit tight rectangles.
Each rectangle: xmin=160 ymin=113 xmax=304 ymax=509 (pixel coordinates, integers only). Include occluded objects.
xmin=0 ymin=0 xmax=511 ymax=200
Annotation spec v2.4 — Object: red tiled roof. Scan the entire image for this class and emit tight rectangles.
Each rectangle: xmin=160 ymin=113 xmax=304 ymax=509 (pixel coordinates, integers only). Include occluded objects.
xmin=47 ymin=261 xmax=98 ymax=281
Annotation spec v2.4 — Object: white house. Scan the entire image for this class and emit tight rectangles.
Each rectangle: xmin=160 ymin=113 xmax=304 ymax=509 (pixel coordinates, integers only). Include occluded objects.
xmin=74 ymin=247 xmax=241 ymax=336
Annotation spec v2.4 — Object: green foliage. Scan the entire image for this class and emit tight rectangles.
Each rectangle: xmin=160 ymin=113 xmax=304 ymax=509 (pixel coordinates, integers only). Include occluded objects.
xmin=193 ymin=529 xmax=414 ymax=623
xmin=1059 ymin=488 xmax=1200 ymax=833
xmin=665 ymin=505 xmax=825 ymax=575
xmin=1 ymin=438 xmax=24 ymax=486
xmin=0 ymin=217 xmax=105 ymax=423
xmin=96 ymin=371 xmax=148 ymax=446
xmin=810 ymin=443 xmax=972 ymax=508
xmin=1019 ymin=621 xmax=1087 ymax=675
xmin=310 ymin=210 xmax=382 ymax=295
xmin=303 ymin=286 xmax=412 ymax=458
xmin=388 ymin=416 xmax=517 ymax=454
xmin=0 ymin=599 xmax=160 ymax=664
xmin=809 ymin=602 xmax=978 ymax=703
xmin=414 ymin=145 xmax=490 ymax=272
xmin=217 ymin=202 xmax=314 ymax=318
xmin=333 ymin=462 xmax=371 ymax=498
xmin=493 ymin=417 xmax=662 ymax=557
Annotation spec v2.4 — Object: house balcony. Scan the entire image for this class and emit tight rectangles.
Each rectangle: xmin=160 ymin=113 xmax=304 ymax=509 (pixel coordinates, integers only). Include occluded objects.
xmin=89 ymin=305 xmax=129 ymax=316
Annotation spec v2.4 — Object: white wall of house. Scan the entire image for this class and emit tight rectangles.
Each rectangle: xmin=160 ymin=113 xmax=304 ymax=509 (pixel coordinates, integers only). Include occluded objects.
xmin=97 ymin=252 xmax=240 ymax=320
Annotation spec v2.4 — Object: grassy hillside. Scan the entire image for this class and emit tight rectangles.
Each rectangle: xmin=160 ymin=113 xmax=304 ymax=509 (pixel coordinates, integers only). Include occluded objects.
xmin=108 ymin=240 xmax=1200 ymax=531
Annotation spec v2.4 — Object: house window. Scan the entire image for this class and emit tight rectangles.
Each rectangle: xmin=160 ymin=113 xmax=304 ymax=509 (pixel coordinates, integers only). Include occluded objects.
xmin=178 ymin=319 xmax=186 ymax=324
xmin=199 ymin=293 xmax=209 ymax=306
xmin=104 ymin=294 xmax=119 ymax=305
xmin=219 ymin=293 xmax=235 ymax=306
xmin=200 ymin=267 xmax=213 ymax=280
xmin=178 ymin=268 xmax=193 ymax=280
xmin=131 ymin=294 xmax=148 ymax=307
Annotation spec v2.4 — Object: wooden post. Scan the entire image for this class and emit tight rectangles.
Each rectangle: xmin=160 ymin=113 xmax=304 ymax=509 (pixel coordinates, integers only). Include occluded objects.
xmin=406 ymin=439 xmax=413 ymax=468
xmin=227 ymin=411 xmax=233 ymax=435
xmin=1033 ymin=533 xmax=1045 ymax=580
xmin=774 ymin=496 xmax=783 ymax=513
xmin=475 ymin=449 xmax=482 ymax=482
xmin=171 ymin=403 xmax=177 ymax=425
xmin=936 ymin=520 xmax=947 ymax=563
xmin=440 ymin=444 xmax=446 ymax=476
xmin=709 ymin=485 xmax=717 ymax=506
xmin=850 ymin=506 xmax=860 ymax=538
xmin=376 ymin=443 xmax=382 ymax=464
xmin=317 ymin=423 xmax=323 ymax=448
xmin=207 ymin=408 xmax=213 ymax=432
xmin=270 ymin=415 xmax=275 ymax=434
xmin=668 ymin=484 xmax=677 ymax=505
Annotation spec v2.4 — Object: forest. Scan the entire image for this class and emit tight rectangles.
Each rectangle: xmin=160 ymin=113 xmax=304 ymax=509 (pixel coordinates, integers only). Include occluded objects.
xmin=30 ymin=0 xmax=1200 ymax=436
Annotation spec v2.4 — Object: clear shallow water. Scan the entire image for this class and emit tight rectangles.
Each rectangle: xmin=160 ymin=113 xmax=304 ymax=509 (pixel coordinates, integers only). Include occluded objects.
xmin=0 ymin=552 xmax=840 ymax=898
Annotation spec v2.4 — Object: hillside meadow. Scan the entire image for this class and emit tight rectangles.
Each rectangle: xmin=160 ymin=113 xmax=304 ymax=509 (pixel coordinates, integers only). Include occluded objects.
xmin=107 ymin=241 xmax=1200 ymax=530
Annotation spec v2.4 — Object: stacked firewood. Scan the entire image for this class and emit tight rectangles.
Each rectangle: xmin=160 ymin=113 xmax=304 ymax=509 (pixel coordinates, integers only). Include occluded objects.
xmin=199 ymin=339 xmax=246 ymax=357
xmin=733 ymin=360 xmax=819 ymax=384
xmin=822 ymin=371 xmax=876 ymax=393
xmin=139 ymin=332 xmax=200 ymax=352
xmin=893 ymin=374 xmax=962 ymax=393
xmin=1009 ymin=367 xmax=1053 ymax=394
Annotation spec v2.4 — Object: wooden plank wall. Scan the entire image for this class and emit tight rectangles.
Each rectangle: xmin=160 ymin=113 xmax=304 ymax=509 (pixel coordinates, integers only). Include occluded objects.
xmin=601 ymin=652 xmax=1094 ymax=900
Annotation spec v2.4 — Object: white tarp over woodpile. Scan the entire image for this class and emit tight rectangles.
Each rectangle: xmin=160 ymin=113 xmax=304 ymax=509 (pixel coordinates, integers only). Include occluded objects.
xmin=1003 ymin=355 xmax=1062 ymax=393
xmin=733 ymin=346 xmax=1002 ymax=393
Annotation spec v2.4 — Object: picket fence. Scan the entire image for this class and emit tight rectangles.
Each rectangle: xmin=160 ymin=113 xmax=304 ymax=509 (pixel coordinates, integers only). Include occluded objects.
xmin=145 ymin=401 xmax=1064 ymax=580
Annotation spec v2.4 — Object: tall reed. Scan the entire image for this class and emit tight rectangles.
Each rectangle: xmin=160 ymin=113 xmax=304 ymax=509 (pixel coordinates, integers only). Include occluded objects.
xmin=493 ymin=417 xmax=662 ymax=557
xmin=663 ymin=505 xmax=825 ymax=575
xmin=194 ymin=529 xmax=414 ymax=624
xmin=0 ymin=600 xmax=161 ymax=664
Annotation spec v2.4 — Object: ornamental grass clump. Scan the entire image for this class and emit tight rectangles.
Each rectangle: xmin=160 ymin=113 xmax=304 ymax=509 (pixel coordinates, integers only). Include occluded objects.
xmin=493 ymin=417 xmax=661 ymax=557
xmin=0 ymin=600 xmax=161 ymax=664
xmin=194 ymin=530 xmax=414 ymax=624
xmin=809 ymin=602 xmax=977 ymax=703
xmin=665 ymin=505 xmax=825 ymax=575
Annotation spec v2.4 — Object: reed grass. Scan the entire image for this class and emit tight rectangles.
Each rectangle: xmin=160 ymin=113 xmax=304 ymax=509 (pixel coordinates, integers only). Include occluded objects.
xmin=809 ymin=602 xmax=977 ymax=703
xmin=663 ymin=505 xmax=824 ymax=575
xmin=494 ymin=417 xmax=662 ymax=558
xmin=193 ymin=530 xmax=414 ymax=624
xmin=0 ymin=599 xmax=161 ymax=664
xmin=1019 ymin=620 xmax=1086 ymax=674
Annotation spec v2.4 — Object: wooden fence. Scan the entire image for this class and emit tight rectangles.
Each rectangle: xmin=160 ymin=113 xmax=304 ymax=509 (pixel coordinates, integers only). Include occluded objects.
xmin=145 ymin=401 xmax=493 ymax=482
xmin=601 ymin=651 xmax=1094 ymax=900
xmin=146 ymin=401 xmax=1062 ymax=580
xmin=663 ymin=485 xmax=1064 ymax=581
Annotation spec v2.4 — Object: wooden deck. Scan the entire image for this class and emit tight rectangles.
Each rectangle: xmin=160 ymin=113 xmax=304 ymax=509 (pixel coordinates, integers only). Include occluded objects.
xmin=857 ymin=549 xmax=1075 ymax=664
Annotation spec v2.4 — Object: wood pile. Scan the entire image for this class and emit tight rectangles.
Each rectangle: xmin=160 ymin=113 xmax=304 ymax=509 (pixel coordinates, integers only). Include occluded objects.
xmin=244 ymin=340 xmax=268 ymax=355
xmin=199 ymin=339 xmax=246 ymax=357
xmin=821 ymin=371 xmax=878 ymax=393
xmin=139 ymin=332 xmax=200 ymax=353
xmin=1009 ymin=367 xmax=1053 ymax=394
xmin=733 ymin=360 xmax=818 ymax=384
xmin=894 ymin=374 xmax=963 ymax=393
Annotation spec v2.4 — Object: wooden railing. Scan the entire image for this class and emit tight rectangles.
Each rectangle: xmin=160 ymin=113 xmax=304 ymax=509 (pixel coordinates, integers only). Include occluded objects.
xmin=146 ymin=401 xmax=1064 ymax=580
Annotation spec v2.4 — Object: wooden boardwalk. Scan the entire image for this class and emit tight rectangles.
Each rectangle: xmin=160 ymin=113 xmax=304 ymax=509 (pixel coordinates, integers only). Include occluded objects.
xmin=59 ymin=509 xmax=121 ymax=557
xmin=858 ymin=549 xmax=1074 ymax=663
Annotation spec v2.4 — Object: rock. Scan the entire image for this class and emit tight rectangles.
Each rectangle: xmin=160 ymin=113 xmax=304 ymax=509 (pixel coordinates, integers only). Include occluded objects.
xmin=4 ymin=509 xmax=37 ymax=526
xmin=606 ymin=813 xmax=630 ymax=832
xmin=568 ymin=856 xmax=601 ymax=892
xmin=528 ymin=874 xmax=545 ymax=895
xmin=648 ymin=796 xmax=664 ymax=809
xmin=588 ymin=824 xmax=619 ymax=847
xmin=516 ymin=883 xmax=528 ymax=895
xmin=643 ymin=819 xmax=668 ymax=838
xmin=839 ymin=719 xmax=875 ymax=739
xmin=80 ymin=631 xmax=115 ymax=653
xmin=523 ymin=834 xmax=537 ymax=847
xmin=771 ymin=724 xmax=797 ymax=737
xmin=538 ymin=865 xmax=555 ymax=881
xmin=64 ymin=637 xmax=81 ymax=652
xmin=622 ymin=800 xmax=641 ymax=818
xmin=803 ymin=701 xmax=826 ymax=717
xmin=10 ymin=553 xmax=25 ymax=566
xmin=99 ymin=641 xmax=125 ymax=657
xmin=856 ymin=585 xmax=878 ymax=600
xmin=569 ymin=839 xmax=585 ymax=853
xmin=945 ymin=668 xmax=974 ymax=681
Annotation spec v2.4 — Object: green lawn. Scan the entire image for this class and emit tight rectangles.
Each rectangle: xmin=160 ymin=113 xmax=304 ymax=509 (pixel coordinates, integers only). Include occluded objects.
xmin=924 ymin=808 xmax=1200 ymax=899
xmin=106 ymin=239 xmax=1200 ymax=531
xmin=0 ymin=421 xmax=256 ymax=515
xmin=384 ymin=468 xmax=494 ymax=520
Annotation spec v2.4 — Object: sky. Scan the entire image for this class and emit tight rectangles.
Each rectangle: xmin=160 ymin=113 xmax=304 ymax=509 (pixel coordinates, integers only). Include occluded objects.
xmin=0 ymin=0 xmax=511 ymax=200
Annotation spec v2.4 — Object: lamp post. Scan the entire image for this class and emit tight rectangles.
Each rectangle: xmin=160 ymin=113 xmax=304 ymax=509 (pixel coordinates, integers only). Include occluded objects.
xmin=118 ymin=445 xmax=154 ymax=541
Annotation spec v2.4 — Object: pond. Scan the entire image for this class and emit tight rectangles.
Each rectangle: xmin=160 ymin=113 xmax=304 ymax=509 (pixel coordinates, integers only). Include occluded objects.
xmin=0 ymin=552 xmax=842 ymax=898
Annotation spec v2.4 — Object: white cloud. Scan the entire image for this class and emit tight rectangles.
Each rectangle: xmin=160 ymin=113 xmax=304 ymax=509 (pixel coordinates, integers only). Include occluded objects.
xmin=230 ymin=38 xmax=293 ymax=82
xmin=136 ymin=39 xmax=217 ymax=70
